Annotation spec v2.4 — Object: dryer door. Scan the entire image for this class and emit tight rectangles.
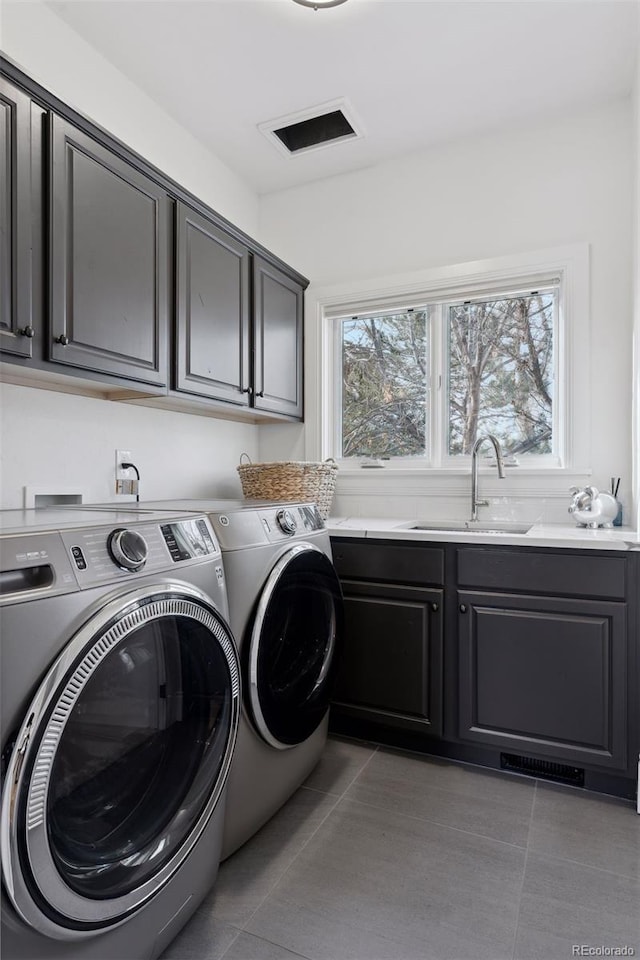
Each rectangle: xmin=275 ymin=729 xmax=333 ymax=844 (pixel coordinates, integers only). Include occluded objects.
xmin=247 ymin=543 xmax=343 ymax=749
xmin=1 ymin=582 xmax=240 ymax=940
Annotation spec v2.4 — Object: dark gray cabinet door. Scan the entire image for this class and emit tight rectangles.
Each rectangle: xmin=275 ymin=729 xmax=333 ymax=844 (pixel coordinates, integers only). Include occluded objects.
xmin=0 ymin=78 xmax=40 ymax=358
xmin=252 ymin=255 xmax=303 ymax=418
xmin=49 ymin=116 xmax=168 ymax=385
xmin=175 ymin=202 xmax=250 ymax=404
xmin=457 ymin=590 xmax=627 ymax=770
xmin=332 ymin=581 xmax=444 ymax=736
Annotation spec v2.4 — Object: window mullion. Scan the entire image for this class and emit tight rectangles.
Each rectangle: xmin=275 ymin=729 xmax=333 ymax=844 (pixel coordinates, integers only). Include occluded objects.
xmin=429 ymin=303 xmax=446 ymax=468
xmin=332 ymin=316 xmax=342 ymax=458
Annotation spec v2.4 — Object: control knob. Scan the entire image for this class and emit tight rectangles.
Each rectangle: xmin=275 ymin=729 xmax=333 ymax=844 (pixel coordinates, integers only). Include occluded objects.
xmin=107 ymin=527 xmax=148 ymax=571
xmin=276 ymin=509 xmax=297 ymax=536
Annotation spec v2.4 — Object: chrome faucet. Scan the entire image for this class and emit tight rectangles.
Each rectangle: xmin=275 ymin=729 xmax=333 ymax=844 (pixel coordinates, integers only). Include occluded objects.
xmin=470 ymin=434 xmax=505 ymax=521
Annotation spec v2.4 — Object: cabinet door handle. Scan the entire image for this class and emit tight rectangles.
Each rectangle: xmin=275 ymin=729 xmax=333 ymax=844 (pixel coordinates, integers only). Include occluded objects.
xmin=255 ymin=390 xmax=264 ymax=398
xmin=459 ymin=603 xmax=467 ymax=613
xmin=19 ymin=325 xmax=35 ymax=339
xmin=431 ymin=602 xmax=439 ymax=612
xmin=55 ymin=334 xmax=70 ymax=346
xmin=242 ymin=386 xmax=253 ymax=395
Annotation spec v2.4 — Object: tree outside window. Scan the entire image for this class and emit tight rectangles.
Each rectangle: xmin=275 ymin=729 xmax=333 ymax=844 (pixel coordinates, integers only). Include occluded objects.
xmin=341 ymin=311 xmax=428 ymax=458
xmin=448 ymin=292 xmax=555 ymax=456
xmin=338 ymin=286 xmax=557 ymax=462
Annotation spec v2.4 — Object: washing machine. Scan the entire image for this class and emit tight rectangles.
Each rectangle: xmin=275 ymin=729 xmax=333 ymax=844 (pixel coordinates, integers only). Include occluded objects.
xmin=0 ymin=507 xmax=240 ymax=960
xmin=82 ymin=500 xmax=343 ymax=859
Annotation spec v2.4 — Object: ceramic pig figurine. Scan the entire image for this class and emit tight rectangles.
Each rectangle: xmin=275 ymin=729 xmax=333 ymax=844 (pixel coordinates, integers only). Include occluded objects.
xmin=568 ymin=486 xmax=618 ymax=528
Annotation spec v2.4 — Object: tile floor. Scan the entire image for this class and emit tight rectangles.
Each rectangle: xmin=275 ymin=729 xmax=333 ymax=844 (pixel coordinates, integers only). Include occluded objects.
xmin=162 ymin=737 xmax=640 ymax=960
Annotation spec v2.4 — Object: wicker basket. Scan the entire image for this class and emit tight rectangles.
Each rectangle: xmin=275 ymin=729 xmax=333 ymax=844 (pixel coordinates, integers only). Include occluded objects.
xmin=237 ymin=456 xmax=338 ymax=519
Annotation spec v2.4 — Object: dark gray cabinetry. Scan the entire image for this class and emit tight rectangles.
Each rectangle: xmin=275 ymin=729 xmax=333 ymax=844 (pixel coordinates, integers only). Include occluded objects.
xmin=0 ymin=77 xmax=43 ymax=359
xmin=1 ymin=60 xmax=307 ymax=416
xmin=252 ymin=255 xmax=303 ymax=419
xmin=49 ymin=116 xmax=169 ymax=385
xmin=330 ymin=537 xmax=637 ymax=795
xmin=334 ymin=582 xmax=443 ymax=734
xmin=331 ymin=540 xmax=444 ymax=735
xmin=175 ymin=202 xmax=250 ymax=404
xmin=456 ymin=547 xmax=630 ymax=772
xmin=457 ymin=591 xmax=627 ymax=770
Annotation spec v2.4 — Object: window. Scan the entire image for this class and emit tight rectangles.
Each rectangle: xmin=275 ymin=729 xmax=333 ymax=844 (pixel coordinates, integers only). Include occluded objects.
xmin=329 ymin=270 xmax=567 ymax=468
xmin=312 ymin=246 xmax=589 ymax=474
xmin=446 ymin=289 xmax=556 ymax=457
xmin=340 ymin=309 xmax=430 ymax=458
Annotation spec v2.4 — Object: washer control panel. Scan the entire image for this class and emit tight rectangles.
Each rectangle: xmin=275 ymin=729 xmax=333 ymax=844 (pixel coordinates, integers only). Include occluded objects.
xmin=258 ymin=504 xmax=323 ymax=540
xmin=212 ymin=503 xmax=324 ymax=550
xmin=61 ymin=516 xmax=220 ymax=587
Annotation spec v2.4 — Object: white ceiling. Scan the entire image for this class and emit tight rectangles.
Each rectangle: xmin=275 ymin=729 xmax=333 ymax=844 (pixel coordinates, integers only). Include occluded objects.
xmin=46 ymin=0 xmax=639 ymax=196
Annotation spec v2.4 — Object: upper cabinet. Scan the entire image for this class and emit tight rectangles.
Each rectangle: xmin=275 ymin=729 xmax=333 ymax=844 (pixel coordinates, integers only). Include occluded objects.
xmin=175 ymin=202 xmax=251 ymax=405
xmin=0 ymin=61 xmax=308 ymax=421
xmin=252 ymin=256 xmax=304 ymax=419
xmin=49 ymin=116 xmax=169 ymax=386
xmin=173 ymin=210 xmax=304 ymax=418
xmin=0 ymin=77 xmax=44 ymax=359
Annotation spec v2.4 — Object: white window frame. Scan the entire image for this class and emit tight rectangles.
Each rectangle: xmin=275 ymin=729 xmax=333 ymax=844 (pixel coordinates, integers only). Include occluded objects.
xmin=305 ymin=244 xmax=590 ymax=477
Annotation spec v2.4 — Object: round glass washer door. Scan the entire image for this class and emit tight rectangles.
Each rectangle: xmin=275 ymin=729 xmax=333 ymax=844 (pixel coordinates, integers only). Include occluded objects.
xmin=1 ymin=582 xmax=240 ymax=940
xmin=247 ymin=544 xmax=343 ymax=749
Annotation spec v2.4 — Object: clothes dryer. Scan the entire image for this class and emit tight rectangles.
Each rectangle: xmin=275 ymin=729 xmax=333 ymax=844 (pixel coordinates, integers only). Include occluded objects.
xmin=89 ymin=500 xmax=343 ymax=859
xmin=0 ymin=508 xmax=240 ymax=960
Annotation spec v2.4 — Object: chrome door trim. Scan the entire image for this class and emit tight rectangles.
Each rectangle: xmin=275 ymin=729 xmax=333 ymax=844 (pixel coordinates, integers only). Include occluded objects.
xmin=248 ymin=543 xmax=336 ymax=750
xmin=1 ymin=581 xmax=240 ymax=940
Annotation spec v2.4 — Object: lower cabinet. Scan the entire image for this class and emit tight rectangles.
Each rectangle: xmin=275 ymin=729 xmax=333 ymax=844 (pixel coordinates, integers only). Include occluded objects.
xmin=333 ymin=580 xmax=443 ymax=735
xmin=331 ymin=539 xmax=445 ymax=737
xmin=330 ymin=537 xmax=638 ymax=797
xmin=457 ymin=590 xmax=628 ymax=770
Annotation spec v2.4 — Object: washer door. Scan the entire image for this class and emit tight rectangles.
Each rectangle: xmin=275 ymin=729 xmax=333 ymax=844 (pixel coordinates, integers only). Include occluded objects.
xmin=1 ymin=582 xmax=240 ymax=940
xmin=247 ymin=544 xmax=343 ymax=749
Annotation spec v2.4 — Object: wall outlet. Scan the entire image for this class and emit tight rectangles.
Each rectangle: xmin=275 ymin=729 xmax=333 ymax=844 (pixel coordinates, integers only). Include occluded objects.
xmin=115 ymin=449 xmax=132 ymax=478
xmin=115 ymin=449 xmax=133 ymax=495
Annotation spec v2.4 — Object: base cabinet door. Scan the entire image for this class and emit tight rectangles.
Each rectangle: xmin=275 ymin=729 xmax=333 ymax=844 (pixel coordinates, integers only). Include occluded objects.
xmin=252 ymin=255 xmax=303 ymax=418
xmin=175 ymin=202 xmax=251 ymax=404
xmin=49 ymin=115 xmax=169 ymax=385
xmin=457 ymin=590 xmax=627 ymax=770
xmin=332 ymin=581 xmax=443 ymax=736
xmin=0 ymin=77 xmax=43 ymax=359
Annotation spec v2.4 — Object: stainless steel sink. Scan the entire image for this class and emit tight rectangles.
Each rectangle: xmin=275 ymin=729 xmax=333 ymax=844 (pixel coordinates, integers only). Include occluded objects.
xmin=406 ymin=520 xmax=533 ymax=535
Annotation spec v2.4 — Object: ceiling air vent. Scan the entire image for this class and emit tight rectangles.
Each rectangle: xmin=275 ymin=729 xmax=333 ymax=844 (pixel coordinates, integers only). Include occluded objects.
xmin=259 ymin=99 xmax=363 ymax=158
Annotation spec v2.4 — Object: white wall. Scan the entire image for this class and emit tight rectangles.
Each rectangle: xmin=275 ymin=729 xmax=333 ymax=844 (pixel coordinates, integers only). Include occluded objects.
xmin=0 ymin=2 xmax=261 ymax=510
xmin=0 ymin=384 xmax=257 ymax=509
xmin=259 ymin=101 xmax=635 ymax=523
xmin=634 ymin=41 xmax=640 ymax=532
xmin=1 ymin=1 xmax=259 ymax=235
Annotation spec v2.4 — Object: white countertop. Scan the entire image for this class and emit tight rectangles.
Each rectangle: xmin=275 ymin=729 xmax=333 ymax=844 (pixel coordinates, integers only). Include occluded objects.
xmin=326 ymin=517 xmax=640 ymax=551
